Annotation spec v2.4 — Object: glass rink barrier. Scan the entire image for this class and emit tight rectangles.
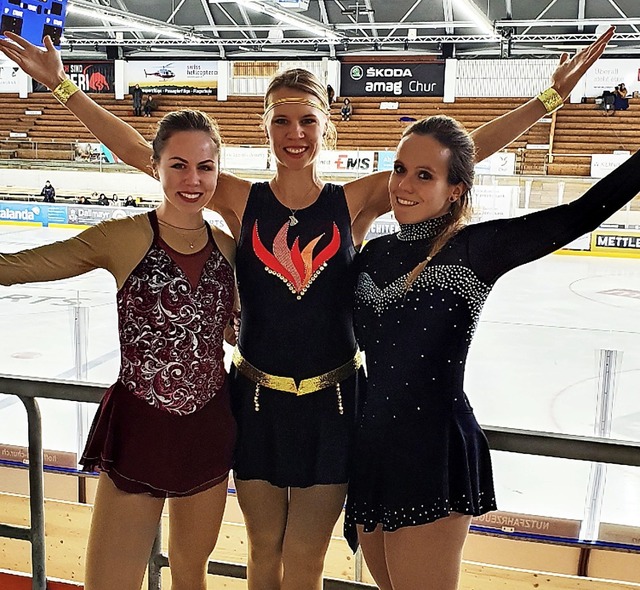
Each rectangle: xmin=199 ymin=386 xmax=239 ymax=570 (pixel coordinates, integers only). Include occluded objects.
xmin=1 ymin=199 xmax=640 ymax=587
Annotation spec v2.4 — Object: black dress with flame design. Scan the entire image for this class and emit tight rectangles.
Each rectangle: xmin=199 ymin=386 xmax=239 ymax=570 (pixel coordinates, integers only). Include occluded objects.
xmin=232 ymin=181 xmax=362 ymax=487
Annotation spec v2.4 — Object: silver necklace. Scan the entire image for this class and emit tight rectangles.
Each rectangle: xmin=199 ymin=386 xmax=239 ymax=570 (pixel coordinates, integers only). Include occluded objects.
xmin=272 ymin=178 xmax=319 ymax=227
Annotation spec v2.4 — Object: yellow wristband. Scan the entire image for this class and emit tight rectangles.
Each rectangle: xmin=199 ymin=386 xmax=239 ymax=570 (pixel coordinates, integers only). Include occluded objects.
xmin=536 ymin=87 xmax=564 ymax=113
xmin=52 ymin=78 xmax=80 ymax=105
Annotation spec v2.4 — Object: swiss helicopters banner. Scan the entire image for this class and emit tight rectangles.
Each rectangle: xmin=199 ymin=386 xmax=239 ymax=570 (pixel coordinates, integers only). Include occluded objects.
xmin=127 ymin=60 xmax=218 ymax=95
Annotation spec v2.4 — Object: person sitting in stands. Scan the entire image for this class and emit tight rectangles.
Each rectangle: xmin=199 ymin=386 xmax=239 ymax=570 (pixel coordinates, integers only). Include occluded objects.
xmin=143 ymin=96 xmax=155 ymax=117
xmin=97 ymin=193 xmax=110 ymax=206
xmin=124 ymin=195 xmax=138 ymax=207
xmin=614 ymin=83 xmax=629 ymax=111
xmin=341 ymin=97 xmax=353 ymax=121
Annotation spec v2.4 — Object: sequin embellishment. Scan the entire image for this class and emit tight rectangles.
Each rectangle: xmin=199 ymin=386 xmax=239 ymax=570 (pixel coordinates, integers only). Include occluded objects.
xmin=357 ymin=264 xmax=491 ymax=339
xmin=252 ymin=220 xmax=341 ymax=299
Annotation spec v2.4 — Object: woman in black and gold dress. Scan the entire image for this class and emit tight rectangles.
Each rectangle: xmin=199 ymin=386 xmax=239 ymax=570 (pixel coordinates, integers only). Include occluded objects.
xmin=346 ymin=116 xmax=640 ymax=589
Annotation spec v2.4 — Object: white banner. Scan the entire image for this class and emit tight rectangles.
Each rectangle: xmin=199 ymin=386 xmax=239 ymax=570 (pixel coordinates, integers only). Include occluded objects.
xmin=222 ymin=146 xmax=269 ymax=170
xmin=582 ymin=59 xmax=640 ymax=97
xmin=126 ymin=60 xmax=218 ymax=95
xmin=471 ymin=185 xmax=517 ymax=222
xmin=591 ymin=153 xmax=632 ymax=178
xmin=317 ymin=150 xmax=376 ymax=173
xmin=0 ymin=58 xmax=19 ymax=93
xmin=474 ymin=152 xmax=516 ymax=176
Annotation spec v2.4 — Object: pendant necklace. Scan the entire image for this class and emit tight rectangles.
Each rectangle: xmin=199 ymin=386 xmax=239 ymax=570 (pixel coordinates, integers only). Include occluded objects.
xmin=272 ymin=177 xmax=319 ymax=227
xmin=158 ymin=218 xmax=207 ymax=250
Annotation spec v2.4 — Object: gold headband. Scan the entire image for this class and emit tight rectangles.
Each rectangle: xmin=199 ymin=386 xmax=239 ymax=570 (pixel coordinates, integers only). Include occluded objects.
xmin=264 ymin=97 xmax=329 ymax=117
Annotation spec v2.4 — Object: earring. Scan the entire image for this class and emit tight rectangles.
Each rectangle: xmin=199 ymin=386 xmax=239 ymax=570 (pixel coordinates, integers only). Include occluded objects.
xmin=448 ymin=195 xmax=457 ymax=203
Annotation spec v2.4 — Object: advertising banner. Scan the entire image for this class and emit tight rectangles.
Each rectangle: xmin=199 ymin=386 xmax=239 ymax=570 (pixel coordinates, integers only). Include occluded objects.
xmin=0 ymin=58 xmax=19 ymax=93
xmin=317 ymin=150 xmax=376 ymax=173
xmin=581 ymin=59 xmax=640 ymax=97
xmin=222 ymin=146 xmax=269 ymax=170
xmin=127 ymin=60 xmax=218 ymax=95
xmin=591 ymin=152 xmax=631 ymax=178
xmin=474 ymin=152 xmax=516 ymax=176
xmin=470 ymin=185 xmax=517 ymax=222
xmin=376 ymin=150 xmax=395 ymax=172
xmin=33 ymin=61 xmax=114 ymax=93
xmin=0 ymin=201 xmax=140 ymax=228
xmin=340 ymin=62 xmax=445 ymax=97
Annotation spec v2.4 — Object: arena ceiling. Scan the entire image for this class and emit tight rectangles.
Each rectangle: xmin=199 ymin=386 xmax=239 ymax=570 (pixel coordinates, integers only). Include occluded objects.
xmin=61 ymin=0 xmax=640 ymax=60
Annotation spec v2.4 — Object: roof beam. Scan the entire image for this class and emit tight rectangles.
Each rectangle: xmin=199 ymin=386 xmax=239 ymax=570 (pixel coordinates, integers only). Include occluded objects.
xmin=383 ymin=0 xmax=425 ymax=41
xmin=521 ymin=0 xmax=559 ymax=36
xmin=606 ymin=0 xmax=639 ymax=34
xmin=577 ymin=0 xmax=586 ymax=32
xmin=67 ymin=0 xmax=192 ymax=39
xmin=200 ymin=0 xmax=221 ymax=37
xmin=443 ymin=0 xmax=454 ymax=35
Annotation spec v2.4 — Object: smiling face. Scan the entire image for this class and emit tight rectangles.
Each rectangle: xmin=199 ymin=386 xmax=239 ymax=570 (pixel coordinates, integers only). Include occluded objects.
xmin=154 ymin=130 xmax=219 ymax=226
xmin=264 ymin=87 xmax=328 ymax=171
xmin=389 ymin=133 xmax=465 ymax=225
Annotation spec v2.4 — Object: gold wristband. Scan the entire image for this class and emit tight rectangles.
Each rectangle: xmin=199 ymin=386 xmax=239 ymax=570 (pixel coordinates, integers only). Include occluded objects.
xmin=52 ymin=78 xmax=80 ymax=105
xmin=536 ymin=87 xmax=564 ymax=113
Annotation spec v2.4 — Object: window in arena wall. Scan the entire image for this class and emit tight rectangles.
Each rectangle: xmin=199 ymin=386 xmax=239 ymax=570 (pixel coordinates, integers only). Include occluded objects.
xmin=233 ymin=61 xmax=280 ymax=78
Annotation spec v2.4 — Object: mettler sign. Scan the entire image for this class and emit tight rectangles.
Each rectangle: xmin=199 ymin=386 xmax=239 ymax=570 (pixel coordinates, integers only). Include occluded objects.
xmin=341 ymin=63 xmax=445 ymax=97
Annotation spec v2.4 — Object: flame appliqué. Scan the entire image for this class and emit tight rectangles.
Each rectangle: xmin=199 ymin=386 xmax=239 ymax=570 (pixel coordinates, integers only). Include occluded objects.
xmin=252 ymin=220 xmax=341 ymax=299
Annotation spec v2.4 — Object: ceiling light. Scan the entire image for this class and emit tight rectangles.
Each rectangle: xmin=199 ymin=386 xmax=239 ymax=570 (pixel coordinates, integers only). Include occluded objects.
xmin=234 ymin=0 xmax=340 ymax=40
xmin=453 ymin=0 xmax=496 ymax=37
xmin=67 ymin=3 xmax=186 ymax=39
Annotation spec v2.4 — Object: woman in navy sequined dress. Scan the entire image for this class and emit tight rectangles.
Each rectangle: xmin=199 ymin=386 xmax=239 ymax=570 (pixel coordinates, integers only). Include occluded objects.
xmin=345 ymin=116 xmax=640 ymax=589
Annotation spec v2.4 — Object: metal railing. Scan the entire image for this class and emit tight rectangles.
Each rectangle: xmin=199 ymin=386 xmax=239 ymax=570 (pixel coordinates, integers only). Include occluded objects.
xmin=1 ymin=375 xmax=640 ymax=589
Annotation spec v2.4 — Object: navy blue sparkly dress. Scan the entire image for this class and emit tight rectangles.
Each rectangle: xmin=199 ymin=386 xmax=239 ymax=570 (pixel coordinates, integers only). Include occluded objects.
xmin=345 ymin=149 xmax=640 ymax=542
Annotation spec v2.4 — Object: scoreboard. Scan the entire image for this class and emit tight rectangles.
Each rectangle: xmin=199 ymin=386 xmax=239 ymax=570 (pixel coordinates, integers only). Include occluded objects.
xmin=0 ymin=0 xmax=68 ymax=48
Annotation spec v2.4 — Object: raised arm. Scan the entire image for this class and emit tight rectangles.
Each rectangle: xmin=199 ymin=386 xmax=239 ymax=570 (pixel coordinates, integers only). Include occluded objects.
xmin=471 ymin=27 xmax=614 ymax=162
xmin=0 ymin=33 xmax=154 ymax=175
xmin=469 ymin=149 xmax=640 ymax=284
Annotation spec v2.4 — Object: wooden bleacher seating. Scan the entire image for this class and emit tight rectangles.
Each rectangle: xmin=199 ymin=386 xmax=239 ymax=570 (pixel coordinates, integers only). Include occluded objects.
xmin=0 ymin=93 xmax=638 ymax=178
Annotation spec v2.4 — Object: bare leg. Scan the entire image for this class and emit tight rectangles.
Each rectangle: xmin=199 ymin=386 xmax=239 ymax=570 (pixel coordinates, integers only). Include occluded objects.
xmin=357 ymin=524 xmax=393 ymax=590
xmin=281 ymin=484 xmax=348 ymax=590
xmin=235 ymin=479 xmax=288 ymax=590
xmin=384 ymin=513 xmax=472 ymax=590
xmin=167 ymin=477 xmax=229 ymax=590
xmin=84 ymin=473 xmax=165 ymax=590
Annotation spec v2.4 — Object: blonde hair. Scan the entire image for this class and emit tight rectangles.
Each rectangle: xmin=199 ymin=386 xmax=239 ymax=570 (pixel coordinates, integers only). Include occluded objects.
xmin=263 ymin=68 xmax=337 ymax=149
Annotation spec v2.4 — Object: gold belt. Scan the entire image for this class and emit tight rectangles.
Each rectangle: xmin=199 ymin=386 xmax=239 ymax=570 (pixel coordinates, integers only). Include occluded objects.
xmin=232 ymin=348 xmax=362 ymax=396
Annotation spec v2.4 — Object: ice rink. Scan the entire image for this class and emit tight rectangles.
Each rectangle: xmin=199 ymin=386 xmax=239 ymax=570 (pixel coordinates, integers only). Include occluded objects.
xmin=1 ymin=223 xmax=639 ymax=539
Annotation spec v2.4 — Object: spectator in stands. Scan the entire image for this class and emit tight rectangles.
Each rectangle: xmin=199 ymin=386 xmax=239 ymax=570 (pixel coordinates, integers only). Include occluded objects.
xmin=97 ymin=193 xmax=110 ymax=206
xmin=341 ymin=97 xmax=353 ymax=121
xmin=0 ymin=109 xmax=236 ymax=590
xmin=132 ymin=83 xmax=143 ymax=116
xmin=111 ymin=193 xmax=119 ymax=204
xmin=614 ymin=82 xmax=629 ymax=110
xmin=327 ymin=84 xmax=335 ymax=104
xmin=124 ymin=195 xmax=137 ymax=207
xmin=143 ymin=95 xmax=157 ymax=117
xmin=40 ymin=180 xmax=55 ymax=203
xmin=1 ymin=26 xmax=614 ymax=590
xmin=76 ymin=195 xmax=91 ymax=205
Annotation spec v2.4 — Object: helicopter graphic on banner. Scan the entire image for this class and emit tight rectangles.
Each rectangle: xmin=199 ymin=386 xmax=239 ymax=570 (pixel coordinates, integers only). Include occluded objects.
xmin=128 ymin=59 xmax=218 ymax=95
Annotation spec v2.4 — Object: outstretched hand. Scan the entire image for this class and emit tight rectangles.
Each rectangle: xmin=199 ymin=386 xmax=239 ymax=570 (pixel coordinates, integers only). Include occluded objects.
xmin=0 ymin=32 xmax=65 ymax=90
xmin=552 ymin=26 xmax=614 ymax=99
